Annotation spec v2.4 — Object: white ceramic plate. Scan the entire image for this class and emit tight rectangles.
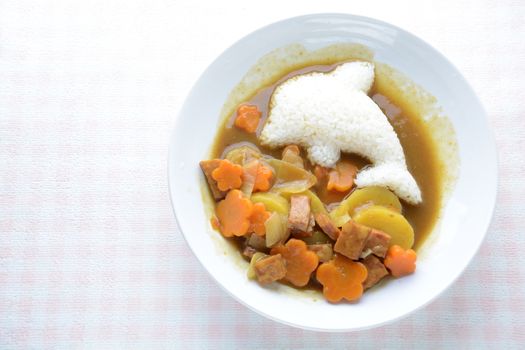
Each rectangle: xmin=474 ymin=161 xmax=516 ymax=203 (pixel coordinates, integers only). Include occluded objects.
xmin=168 ymin=14 xmax=497 ymax=331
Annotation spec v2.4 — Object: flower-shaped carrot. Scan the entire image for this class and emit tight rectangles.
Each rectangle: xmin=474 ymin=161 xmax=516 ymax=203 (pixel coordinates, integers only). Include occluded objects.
xmin=234 ymin=104 xmax=262 ymax=133
xmin=253 ymin=163 xmax=273 ymax=192
xmin=384 ymin=245 xmax=417 ymax=277
xmin=270 ymin=239 xmax=319 ymax=287
xmin=212 ymin=159 xmax=243 ymax=191
xmin=316 ymin=255 xmax=368 ymax=303
xmin=249 ymin=202 xmax=271 ymax=236
xmin=210 ymin=216 xmax=220 ymax=230
xmin=327 ymin=161 xmax=358 ymax=192
xmin=215 ymin=190 xmax=253 ymax=237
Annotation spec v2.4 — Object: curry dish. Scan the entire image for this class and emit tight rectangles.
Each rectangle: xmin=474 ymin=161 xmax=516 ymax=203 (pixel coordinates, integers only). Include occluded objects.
xmin=200 ymin=60 xmax=442 ymax=303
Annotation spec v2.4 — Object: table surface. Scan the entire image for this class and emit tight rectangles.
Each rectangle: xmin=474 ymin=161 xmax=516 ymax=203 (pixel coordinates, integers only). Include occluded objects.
xmin=1 ymin=0 xmax=524 ymax=348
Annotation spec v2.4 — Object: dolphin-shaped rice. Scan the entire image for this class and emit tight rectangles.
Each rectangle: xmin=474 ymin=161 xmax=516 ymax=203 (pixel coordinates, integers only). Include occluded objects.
xmin=259 ymin=61 xmax=422 ymax=204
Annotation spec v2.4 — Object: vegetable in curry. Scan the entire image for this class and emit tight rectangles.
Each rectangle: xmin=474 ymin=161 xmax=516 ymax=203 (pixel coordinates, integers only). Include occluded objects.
xmin=199 ymin=61 xmax=441 ymax=303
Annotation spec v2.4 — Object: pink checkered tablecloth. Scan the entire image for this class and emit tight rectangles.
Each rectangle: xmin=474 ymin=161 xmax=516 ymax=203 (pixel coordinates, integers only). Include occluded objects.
xmin=1 ymin=1 xmax=524 ymax=348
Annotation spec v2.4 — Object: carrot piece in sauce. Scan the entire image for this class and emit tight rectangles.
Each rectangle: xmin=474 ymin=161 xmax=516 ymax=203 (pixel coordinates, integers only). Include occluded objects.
xmin=215 ymin=190 xmax=253 ymax=237
xmin=270 ymin=239 xmax=319 ymax=287
xmin=253 ymin=162 xmax=273 ymax=192
xmin=210 ymin=216 xmax=220 ymax=230
xmin=212 ymin=159 xmax=244 ymax=192
xmin=249 ymin=202 xmax=271 ymax=236
xmin=234 ymin=104 xmax=262 ymax=133
xmin=314 ymin=165 xmax=329 ymax=183
xmin=327 ymin=160 xmax=358 ymax=192
xmin=316 ymin=255 xmax=368 ymax=303
xmin=384 ymin=245 xmax=417 ymax=277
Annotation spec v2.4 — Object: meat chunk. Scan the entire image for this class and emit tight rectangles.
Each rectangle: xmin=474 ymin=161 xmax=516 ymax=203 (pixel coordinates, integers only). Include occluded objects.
xmin=292 ymin=214 xmax=315 ymax=238
xmin=308 ymin=244 xmax=333 ymax=263
xmin=362 ymin=255 xmax=389 ymax=289
xmin=199 ymin=159 xmax=227 ymax=200
xmin=334 ymin=220 xmax=371 ymax=260
xmin=307 ymin=214 xmax=315 ymax=232
xmin=364 ymin=229 xmax=391 ymax=258
xmin=254 ymin=254 xmax=287 ymax=284
xmin=314 ymin=212 xmax=341 ymax=240
xmin=247 ymin=233 xmax=266 ymax=250
xmin=288 ymin=195 xmax=311 ymax=236
xmin=242 ymin=246 xmax=258 ymax=259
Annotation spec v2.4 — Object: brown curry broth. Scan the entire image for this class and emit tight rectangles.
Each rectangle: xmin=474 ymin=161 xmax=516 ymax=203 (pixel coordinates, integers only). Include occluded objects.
xmin=210 ymin=62 xmax=442 ymax=253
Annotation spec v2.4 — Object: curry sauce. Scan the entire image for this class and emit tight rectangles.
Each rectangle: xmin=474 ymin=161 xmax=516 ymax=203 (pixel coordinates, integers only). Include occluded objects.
xmin=210 ymin=62 xmax=442 ymax=250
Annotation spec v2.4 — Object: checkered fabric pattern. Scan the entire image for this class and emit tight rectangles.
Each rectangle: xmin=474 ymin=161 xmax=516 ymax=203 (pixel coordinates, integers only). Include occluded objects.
xmin=1 ymin=0 xmax=524 ymax=348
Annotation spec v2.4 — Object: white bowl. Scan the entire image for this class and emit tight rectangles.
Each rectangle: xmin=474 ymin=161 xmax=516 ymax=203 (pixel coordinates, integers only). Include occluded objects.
xmin=168 ymin=14 xmax=497 ymax=331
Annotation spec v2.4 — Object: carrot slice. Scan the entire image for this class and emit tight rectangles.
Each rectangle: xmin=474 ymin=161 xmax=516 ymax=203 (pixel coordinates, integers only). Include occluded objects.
xmin=249 ymin=202 xmax=271 ymax=236
xmin=234 ymin=104 xmax=262 ymax=133
xmin=215 ymin=190 xmax=253 ymax=237
xmin=314 ymin=165 xmax=328 ymax=183
xmin=253 ymin=163 xmax=273 ymax=192
xmin=212 ymin=159 xmax=243 ymax=192
xmin=384 ymin=245 xmax=417 ymax=277
xmin=327 ymin=161 xmax=358 ymax=192
xmin=270 ymin=239 xmax=319 ymax=287
xmin=210 ymin=216 xmax=220 ymax=230
xmin=316 ymin=255 xmax=368 ymax=303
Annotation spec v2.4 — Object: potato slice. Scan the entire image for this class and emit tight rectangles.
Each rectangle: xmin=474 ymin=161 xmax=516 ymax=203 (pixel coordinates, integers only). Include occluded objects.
xmin=329 ymin=186 xmax=402 ymax=223
xmin=352 ymin=205 xmax=414 ymax=249
xmin=251 ymin=192 xmax=289 ymax=215
xmin=331 ymin=212 xmax=350 ymax=228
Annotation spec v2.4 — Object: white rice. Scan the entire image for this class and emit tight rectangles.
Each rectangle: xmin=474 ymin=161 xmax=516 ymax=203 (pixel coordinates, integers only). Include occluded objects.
xmin=259 ymin=61 xmax=422 ymax=204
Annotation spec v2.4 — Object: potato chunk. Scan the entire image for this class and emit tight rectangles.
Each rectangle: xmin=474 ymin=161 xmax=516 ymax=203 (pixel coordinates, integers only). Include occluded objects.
xmin=353 ymin=205 xmax=414 ymax=249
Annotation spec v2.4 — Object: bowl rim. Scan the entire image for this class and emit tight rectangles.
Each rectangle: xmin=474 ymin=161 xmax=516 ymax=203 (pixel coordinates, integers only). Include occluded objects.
xmin=168 ymin=12 xmax=498 ymax=332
